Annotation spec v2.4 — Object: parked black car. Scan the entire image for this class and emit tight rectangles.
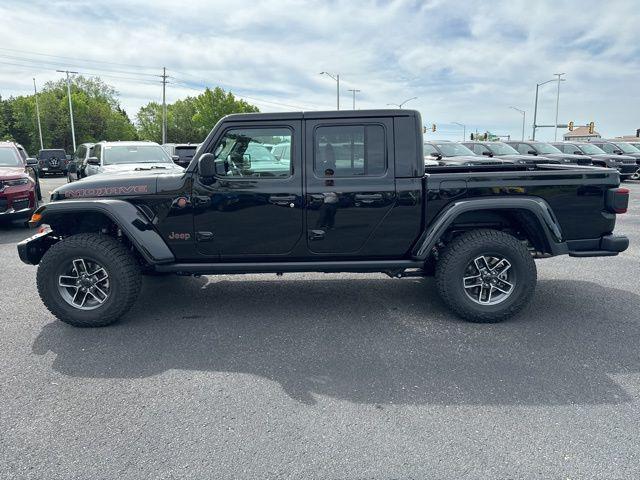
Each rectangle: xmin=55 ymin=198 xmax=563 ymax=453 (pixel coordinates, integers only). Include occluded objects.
xmin=462 ymin=141 xmax=560 ymax=168
xmin=37 ymin=149 xmax=69 ymax=176
xmin=19 ymin=109 xmax=629 ymax=328
xmin=588 ymin=140 xmax=640 ymax=164
xmin=505 ymin=141 xmax=592 ymax=165
xmin=162 ymin=143 xmax=200 ymax=168
xmin=424 ymin=141 xmax=516 ymax=166
xmin=551 ymin=142 xmax=637 ymax=180
xmin=68 ymin=143 xmax=95 ymax=182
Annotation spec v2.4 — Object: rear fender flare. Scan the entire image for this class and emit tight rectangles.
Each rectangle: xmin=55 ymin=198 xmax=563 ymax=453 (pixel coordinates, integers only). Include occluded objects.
xmin=32 ymin=199 xmax=175 ymax=265
xmin=411 ymin=196 xmax=567 ymax=259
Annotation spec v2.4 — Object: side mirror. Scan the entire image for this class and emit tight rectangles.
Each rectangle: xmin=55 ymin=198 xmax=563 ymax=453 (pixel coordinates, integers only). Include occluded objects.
xmin=574 ymin=151 xmax=582 ymax=155
xmin=26 ymin=157 xmax=38 ymax=166
xmin=430 ymin=152 xmax=442 ymax=160
xmin=527 ymin=150 xmax=537 ymax=155
xmin=171 ymin=155 xmax=180 ymax=164
xmin=198 ymin=153 xmax=227 ymax=177
xmin=481 ymin=150 xmax=492 ymax=157
xmin=87 ymin=157 xmax=100 ymax=165
xmin=613 ymin=149 xmax=623 ymax=155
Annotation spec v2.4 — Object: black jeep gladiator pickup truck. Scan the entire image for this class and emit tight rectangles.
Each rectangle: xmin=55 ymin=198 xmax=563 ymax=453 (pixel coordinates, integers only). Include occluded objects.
xmin=18 ymin=110 xmax=630 ymax=327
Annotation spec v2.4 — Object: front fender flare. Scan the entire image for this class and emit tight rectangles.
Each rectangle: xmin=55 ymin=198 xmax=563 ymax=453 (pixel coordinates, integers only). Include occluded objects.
xmin=31 ymin=199 xmax=175 ymax=265
xmin=411 ymin=196 xmax=567 ymax=260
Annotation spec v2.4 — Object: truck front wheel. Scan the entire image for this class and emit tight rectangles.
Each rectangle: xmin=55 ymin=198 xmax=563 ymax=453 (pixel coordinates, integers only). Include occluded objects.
xmin=435 ymin=229 xmax=537 ymax=323
xmin=37 ymin=233 xmax=141 ymax=327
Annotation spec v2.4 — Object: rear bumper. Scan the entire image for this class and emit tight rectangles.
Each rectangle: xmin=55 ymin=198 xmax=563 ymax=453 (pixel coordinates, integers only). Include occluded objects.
xmin=568 ymin=234 xmax=629 ymax=257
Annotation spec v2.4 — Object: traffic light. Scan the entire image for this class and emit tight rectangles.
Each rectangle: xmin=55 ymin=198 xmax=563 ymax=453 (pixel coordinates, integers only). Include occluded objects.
xmin=431 ymin=123 xmax=437 ymax=132
xmin=588 ymin=121 xmax=595 ymax=134
xmin=568 ymin=121 xmax=574 ymax=131
xmin=470 ymin=133 xmax=474 ymax=140
xmin=423 ymin=126 xmax=427 ymax=134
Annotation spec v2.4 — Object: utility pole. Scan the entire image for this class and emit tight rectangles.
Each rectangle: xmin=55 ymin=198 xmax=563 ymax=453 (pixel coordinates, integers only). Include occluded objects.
xmin=320 ymin=72 xmax=340 ymax=110
xmin=161 ymin=67 xmax=168 ymax=144
xmin=509 ymin=107 xmax=526 ymax=141
xmin=553 ymin=73 xmax=566 ymax=141
xmin=452 ymin=122 xmax=466 ymax=141
xmin=348 ymin=89 xmax=361 ymax=110
xmin=56 ymin=70 xmax=78 ymax=152
xmin=32 ymin=78 xmax=44 ymax=150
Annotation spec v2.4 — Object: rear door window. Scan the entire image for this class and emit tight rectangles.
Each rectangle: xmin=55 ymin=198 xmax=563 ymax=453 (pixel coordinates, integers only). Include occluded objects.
xmin=314 ymin=124 xmax=386 ymax=177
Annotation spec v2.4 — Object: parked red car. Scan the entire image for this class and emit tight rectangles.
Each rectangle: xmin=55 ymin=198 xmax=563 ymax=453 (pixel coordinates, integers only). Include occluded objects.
xmin=0 ymin=142 xmax=39 ymax=224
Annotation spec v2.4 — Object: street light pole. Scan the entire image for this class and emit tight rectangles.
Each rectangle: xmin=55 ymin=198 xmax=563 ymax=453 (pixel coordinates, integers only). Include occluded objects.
xmin=509 ymin=107 xmax=526 ymax=141
xmin=532 ymin=77 xmax=563 ymax=140
xmin=320 ymin=72 xmax=340 ymax=110
xmin=553 ymin=72 xmax=566 ymax=141
xmin=32 ymin=78 xmax=44 ymax=150
xmin=452 ymin=122 xmax=466 ymax=141
xmin=386 ymin=97 xmax=418 ymax=109
xmin=56 ymin=70 xmax=78 ymax=152
xmin=347 ymin=89 xmax=361 ymax=110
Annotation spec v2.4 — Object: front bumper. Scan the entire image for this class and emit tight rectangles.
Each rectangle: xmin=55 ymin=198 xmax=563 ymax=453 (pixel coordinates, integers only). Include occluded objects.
xmin=568 ymin=234 xmax=629 ymax=257
xmin=617 ymin=164 xmax=638 ymax=175
xmin=17 ymin=231 xmax=57 ymax=265
xmin=0 ymin=190 xmax=36 ymax=219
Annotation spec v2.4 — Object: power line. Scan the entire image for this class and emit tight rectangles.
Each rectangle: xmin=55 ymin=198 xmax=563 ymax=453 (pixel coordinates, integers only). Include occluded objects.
xmin=172 ymin=78 xmax=324 ymax=110
xmin=0 ymin=54 xmax=160 ymax=79
xmin=0 ymin=46 xmax=160 ymax=71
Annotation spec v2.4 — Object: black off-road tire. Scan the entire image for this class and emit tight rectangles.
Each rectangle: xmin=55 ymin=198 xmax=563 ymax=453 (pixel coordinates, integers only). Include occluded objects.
xmin=435 ymin=229 xmax=537 ymax=323
xmin=37 ymin=233 xmax=141 ymax=327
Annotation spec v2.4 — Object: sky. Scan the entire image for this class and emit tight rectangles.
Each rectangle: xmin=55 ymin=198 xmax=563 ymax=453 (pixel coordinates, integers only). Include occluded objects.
xmin=0 ymin=0 xmax=638 ymax=141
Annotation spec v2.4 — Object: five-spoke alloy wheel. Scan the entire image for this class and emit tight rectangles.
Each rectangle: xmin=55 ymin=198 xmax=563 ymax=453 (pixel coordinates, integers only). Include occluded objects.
xmin=37 ymin=233 xmax=141 ymax=327
xmin=463 ymin=255 xmax=515 ymax=306
xmin=57 ymin=258 xmax=110 ymax=310
xmin=435 ymin=229 xmax=537 ymax=323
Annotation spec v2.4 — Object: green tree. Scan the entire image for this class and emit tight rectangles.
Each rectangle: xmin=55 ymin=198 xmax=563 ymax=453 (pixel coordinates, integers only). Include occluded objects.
xmin=0 ymin=76 xmax=138 ymax=155
xmin=136 ymin=87 xmax=259 ymax=144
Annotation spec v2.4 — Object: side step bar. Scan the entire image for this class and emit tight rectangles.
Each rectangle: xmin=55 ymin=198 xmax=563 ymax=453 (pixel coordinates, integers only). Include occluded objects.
xmin=154 ymin=260 xmax=424 ymax=275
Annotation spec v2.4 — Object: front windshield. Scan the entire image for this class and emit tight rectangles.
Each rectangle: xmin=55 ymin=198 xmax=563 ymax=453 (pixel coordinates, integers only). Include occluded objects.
xmin=531 ymin=143 xmax=562 ymax=154
xmin=613 ymin=142 xmax=640 ymax=154
xmin=103 ymin=145 xmax=172 ymax=165
xmin=0 ymin=148 xmax=22 ymax=167
xmin=434 ymin=143 xmax=475 ymax=157
xmin=576 ymin=144 xmax=605 ymax=155
xmin=487 ymin=143 xmax=519 ymax=155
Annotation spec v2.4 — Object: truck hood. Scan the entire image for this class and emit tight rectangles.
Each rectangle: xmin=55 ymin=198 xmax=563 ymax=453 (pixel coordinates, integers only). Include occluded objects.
xmin=100 ymin=162 xmax=184 ymax=174
xmin=494 ymin=154 xmax=561 ymax=164
xmin=0 ymin=167 xmax=28 ymax=180
xmin=51 ymin=172 xmax=164 ymax=201
xmin=543 ymin=153 xmax=592 ymax=165
xmin=591 ymin=154 xmax=637 ymax=164
xmin=441 ymin=155 xmax=515 ymax=165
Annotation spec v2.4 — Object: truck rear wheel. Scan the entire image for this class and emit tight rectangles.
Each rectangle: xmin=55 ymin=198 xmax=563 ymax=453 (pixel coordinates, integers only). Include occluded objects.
xmin=37 ymin=233 xmax=141 ymax=327
xmin=435 ymin=229 xmax=537 ymax=323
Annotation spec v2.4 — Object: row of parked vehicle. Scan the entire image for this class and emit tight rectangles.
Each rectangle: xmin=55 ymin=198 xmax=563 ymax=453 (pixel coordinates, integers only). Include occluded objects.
xmin=423 ymin=139 xmax=640 ymax=180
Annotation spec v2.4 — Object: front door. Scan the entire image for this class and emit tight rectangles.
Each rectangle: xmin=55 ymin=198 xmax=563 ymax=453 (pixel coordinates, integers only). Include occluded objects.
xmin=192 ymin=121 xmax=303 ymax=259
xmin=304 ymin=117 xmax=396 ymax=255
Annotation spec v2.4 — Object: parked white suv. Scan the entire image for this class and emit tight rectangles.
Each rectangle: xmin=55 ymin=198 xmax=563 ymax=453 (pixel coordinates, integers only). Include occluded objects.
xmin=85 ymin=141 xmax=184 ymax=177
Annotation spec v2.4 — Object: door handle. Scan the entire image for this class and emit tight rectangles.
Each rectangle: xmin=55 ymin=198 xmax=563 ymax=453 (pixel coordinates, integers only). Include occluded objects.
xmin=308 ymin=229 xmax=325 ymax=241
xmin=269 ymin=195 xmax=296 ymax=206
xmin=354 ymin=193 xmax=383 ymax=201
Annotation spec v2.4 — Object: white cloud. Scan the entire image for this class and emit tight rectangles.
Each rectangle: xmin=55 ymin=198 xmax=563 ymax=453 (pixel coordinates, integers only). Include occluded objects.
xmin=0 ymin=0 xmax=638 ymax=140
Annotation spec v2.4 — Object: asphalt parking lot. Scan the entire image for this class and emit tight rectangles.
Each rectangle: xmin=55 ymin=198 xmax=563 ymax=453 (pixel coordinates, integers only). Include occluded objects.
xmin=2 ymin=176 xmax=640 ymax=479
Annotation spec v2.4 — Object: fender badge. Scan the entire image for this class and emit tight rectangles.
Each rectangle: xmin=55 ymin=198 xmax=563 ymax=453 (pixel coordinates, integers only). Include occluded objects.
xmin=175 ymin=197 xmax=189 ymax=208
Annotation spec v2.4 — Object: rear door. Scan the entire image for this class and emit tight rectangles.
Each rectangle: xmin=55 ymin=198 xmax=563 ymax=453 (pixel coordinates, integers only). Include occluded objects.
xmin=304 ymin=117 xmax=396 ymax=255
